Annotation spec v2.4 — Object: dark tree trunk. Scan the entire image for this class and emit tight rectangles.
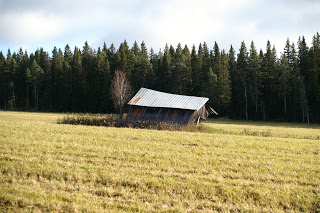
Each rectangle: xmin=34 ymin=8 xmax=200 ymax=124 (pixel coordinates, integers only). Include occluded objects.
xmin=26 ymin=83 xmax=29 ymax=110
xmin=244 ymin=82 xmax=248 ymax=120
xmin=284 ymin=90 xmax=287 ymax=121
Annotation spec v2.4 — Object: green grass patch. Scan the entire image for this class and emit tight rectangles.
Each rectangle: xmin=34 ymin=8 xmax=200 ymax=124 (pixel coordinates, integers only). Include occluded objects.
xmin=0 ymin=111 xmax=319 ymax=212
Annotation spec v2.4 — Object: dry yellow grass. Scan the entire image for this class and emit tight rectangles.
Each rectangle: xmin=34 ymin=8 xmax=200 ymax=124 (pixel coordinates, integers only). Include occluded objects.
xmin=204 ymin=118 xmax=320 ymax=140
xmin=0 ymin=111 xmax=319 ymax=212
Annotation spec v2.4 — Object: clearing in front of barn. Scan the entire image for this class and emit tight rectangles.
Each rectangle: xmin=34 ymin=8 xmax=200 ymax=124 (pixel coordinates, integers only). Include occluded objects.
xmin=0 ymin=111 xmax=319 ymax=212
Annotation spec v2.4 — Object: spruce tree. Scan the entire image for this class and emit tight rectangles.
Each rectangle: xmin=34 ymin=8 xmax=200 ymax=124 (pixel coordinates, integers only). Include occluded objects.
xmin=287 ymin=42 xmax=301 ymax=121
xmin=15 ymin=48 xmax=29 ymax=109
xmin=236 ymin=41 xmax=249 ymax=120
xmin=192 ymin=43 xmax=203 ymax=96
xmin=25 ymin=67 xmax=31 ymax=109
xmin=190 ymin=45 xmax=198 ymax=95
xmin=248 ymin=41 xmax=262 ymax=119
xmin=108 ymin=43 xmax=116 ymax=73
xmin=200 ymin=42 xmax=210 ymax=96
xmin=115 ymin=41 xmax=132 ymax=77
xmin=102 ymin=42 xmax=108 ymax=55
xmin=307 ymin=33 xmax=320 ymax=122
xmin=6 ymin=49 xmax=17 ymax=109
xmin=298 ymin=36 xmax=310 ymax=122
xmin=207 ymin=67 xmax=217 ymax=108
xmin=182 ymin=45 xmax=192 ymax=94
xmin=153 ymin=49 xmax=163 ymax=91
xmin=261 ymin=41 xmax=279 ymax=120
xmin=160 ymin=44 xmax=172 ymax=92
xmin=96 ymin=47 xmax=111 ymax=112
xmin=141 ymin=41 xmax=154 ymax=89
xmin=228 ymin=45 xmax=237 ymax=118
xmin=72 ymin=47 xmax=84 ymax=112
xmin=39 ymin=48 xmax=51 ymax=110
xmin=62 ymin=44 xmax=73 ymax=111
xmin=131 ymin=41 xmax=152 ymax=91
xmin=279 ymin=53 xmax=290 ymax=120
xmin=131 ymin=41 xmax=140 ymax=57
xmin=171 ymin=43 xmax=189 ymax=94
xmin=30 ymin=60 xmax=44 ymax=111
xmin=211 ymin=42 xmax=221 ymax=111
xmin=51 ymin=47 xmax=63 ymax=111
xmin=0 ymin=52 xmax=6 ymax=108
xmin=218 ymin=50 xmax=231 ymax=116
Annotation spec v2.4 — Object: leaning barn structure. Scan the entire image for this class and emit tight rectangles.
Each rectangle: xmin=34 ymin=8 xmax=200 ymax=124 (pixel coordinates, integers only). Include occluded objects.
xmin=127 ymin=88 xmax=218 ymax=125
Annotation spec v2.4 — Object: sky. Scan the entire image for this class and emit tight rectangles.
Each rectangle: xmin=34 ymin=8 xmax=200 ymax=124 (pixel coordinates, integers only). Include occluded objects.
xmin=0 ymin=0 xmax=319 ymax=56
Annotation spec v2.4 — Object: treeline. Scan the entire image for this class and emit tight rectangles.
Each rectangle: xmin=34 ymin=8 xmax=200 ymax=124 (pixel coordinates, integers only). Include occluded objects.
xmin=0 ymin=33 xmax=320 ymax=122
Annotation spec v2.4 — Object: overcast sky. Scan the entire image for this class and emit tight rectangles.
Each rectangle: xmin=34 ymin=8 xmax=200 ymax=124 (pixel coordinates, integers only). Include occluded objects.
xmin=0 ymin=0 xmax=319 ymax=55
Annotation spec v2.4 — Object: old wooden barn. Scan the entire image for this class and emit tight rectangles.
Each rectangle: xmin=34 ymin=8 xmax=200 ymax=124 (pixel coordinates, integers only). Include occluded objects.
xmin=127 ymin=88 xmax=218 ymax=125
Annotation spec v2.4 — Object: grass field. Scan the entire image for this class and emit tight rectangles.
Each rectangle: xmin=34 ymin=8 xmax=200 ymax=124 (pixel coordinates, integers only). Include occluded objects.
xmin=0 ymin=110 xmax=319 ymax=212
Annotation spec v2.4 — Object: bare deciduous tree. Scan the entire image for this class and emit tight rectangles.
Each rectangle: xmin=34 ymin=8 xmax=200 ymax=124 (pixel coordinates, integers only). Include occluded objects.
xmin=110 ymin=70 xmax=133 ymax=118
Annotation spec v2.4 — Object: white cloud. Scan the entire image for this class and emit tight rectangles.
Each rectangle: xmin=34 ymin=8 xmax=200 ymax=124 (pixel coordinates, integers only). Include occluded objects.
xmin=0 ymin=11 xmax=65 ymax=42
xmin=0 ymin=0 xmax=319 ymax=54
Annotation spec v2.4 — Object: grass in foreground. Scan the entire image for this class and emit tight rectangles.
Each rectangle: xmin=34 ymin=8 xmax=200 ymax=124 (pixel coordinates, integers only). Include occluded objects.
xmin=0 ymin=111 xmax=319 ymax=212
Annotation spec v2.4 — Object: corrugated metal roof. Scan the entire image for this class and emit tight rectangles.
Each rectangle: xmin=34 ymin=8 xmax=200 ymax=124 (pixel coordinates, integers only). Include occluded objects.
xmin=128 ymin=88 xmax=209 ymax=111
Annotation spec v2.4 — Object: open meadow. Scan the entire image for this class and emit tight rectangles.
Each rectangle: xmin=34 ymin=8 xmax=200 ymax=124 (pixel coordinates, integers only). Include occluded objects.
xmin=0 ymin=111 xmax=319 ymax=212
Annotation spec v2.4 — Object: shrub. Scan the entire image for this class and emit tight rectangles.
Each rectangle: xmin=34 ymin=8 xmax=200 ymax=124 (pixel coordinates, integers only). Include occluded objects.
xmin=57 ymin=114 xmax=201 ymax=132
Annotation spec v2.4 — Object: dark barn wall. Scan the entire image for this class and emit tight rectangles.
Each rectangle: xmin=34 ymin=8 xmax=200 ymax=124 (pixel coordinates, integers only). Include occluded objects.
xmin=127 ymin=105 xmax=199 ymax=125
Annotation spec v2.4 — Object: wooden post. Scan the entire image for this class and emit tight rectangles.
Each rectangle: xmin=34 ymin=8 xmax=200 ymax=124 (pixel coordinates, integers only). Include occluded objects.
xmin=197 ymin=116 xmax=200 ymax=126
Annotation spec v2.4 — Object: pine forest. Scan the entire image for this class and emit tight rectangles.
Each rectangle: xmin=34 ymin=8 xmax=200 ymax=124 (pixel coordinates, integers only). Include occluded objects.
xmin=0 ymin=33 xmax=320 ymax=123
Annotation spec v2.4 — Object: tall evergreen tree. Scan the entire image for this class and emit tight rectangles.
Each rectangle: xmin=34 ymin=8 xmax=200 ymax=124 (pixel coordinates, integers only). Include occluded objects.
xmin=207 ymin=67 xmax=218 ymax=109
xmin=235 ymin=41 xmax=249 ymax=120
xmin=153 ymin=49 xmax=163 ymax=91
xmin=51 ymin=47 xmax=64 ymax=111
xmin=131 ymin=41 xmax=140 ymax=57
xmin=261 ymin=41 xmax=278 ymax=120
xmin=102 ymin=42 xmax=108 ymax=55
xmin=228 ymin=45 xmax=237 ymax=118
xmin=0 ymin=52 xmax=6 ymax=108
xmin=199 ymin=42 xmax=210 ymax=96
xmin=171 ymin=43 xmax=189 ymax=94
xmin=190 ymin=45 xmax=198 ymax=95
xmin=286 ymin=41 xmax=301 ymax=121
xmin=279 ymin=53 xmax=290 ymax=120
xmin=6 ymin=49 xmax=17 ymax=109
xmin=192 ymin=43 xmax=204 ymax=96
xmin=182 ymin=45 xmax=192 ymax=94
xmin=307 ymin=32 xmax=320 ymax=122
xmin=131 ymin=41 xmax=153 ymax=91
xmin=218 ymin=50 xmax=231 ymax=116
xmin=160 ymin=44 xmax=172 ymax=92
xmin=115 ymin=41 xmax=131 ymax=75
xmin=298 ymin=36 xmax=310 ymax=122
xmin=62 ymin=44 xmax=73 ymax=111
xmin=30 ymin=60 xmax=44 ymax=111
xmin=96 ymin=47 xmax=111 ymax=112
xmin=141 ymin=41 xmax=154 ymax=89
xmin=39 ymin=48 xmax=51 ymax=110
xmin=15 ymin=48 xmax=29 ymax=108
xmin=56 ymin=48 xmax=66 ymax=111
xmin=212 ymin=42 xmax=220 ymax=75
xmin=72 ymin=47 xmax=84 ymax=112
xmin=149 ymin=48 xmax=158 ymax=85
xmin=108 ymin=43 xmax=116 ymax=73
xmin=248 ymin=41 xmax=262 ymax=119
